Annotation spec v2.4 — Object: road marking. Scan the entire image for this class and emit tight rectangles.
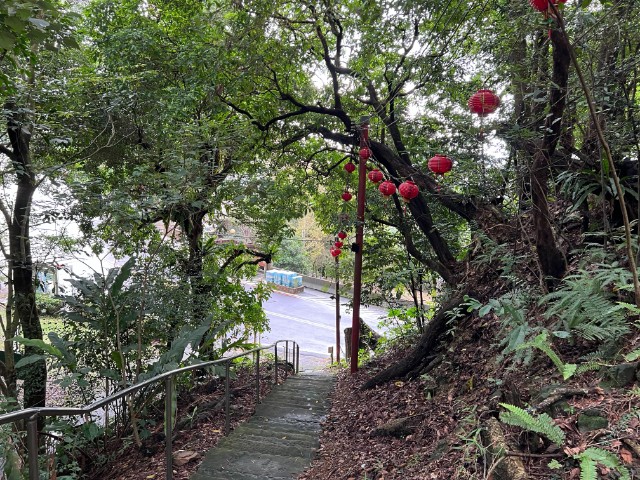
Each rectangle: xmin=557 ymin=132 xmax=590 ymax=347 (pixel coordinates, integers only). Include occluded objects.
xmin=263 ymin=310 xmax=334 ymax=331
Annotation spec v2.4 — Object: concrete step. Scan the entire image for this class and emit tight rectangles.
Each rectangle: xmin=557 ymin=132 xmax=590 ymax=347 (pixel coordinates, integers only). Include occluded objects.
xmin=191 ymin=472 xmax=292 ymax=480
xmin=257 ymin=398 xmax=330 ymax=411
xmin=216 ymin=436 xmax=317 ymax=459
xmin=195 ymin=447 xmax=310 ymax=477
xmin=262 ymin=395 xmax=330 ymax=406
xmin=251 ymin=409 xmax=325 ymax=425
xmin=232 ymin=424 xmax=320 ymax=446
xmin=280 ymin=376 xmax=335 ymax=385
xmin=269 ymin=385 xmax=333 ymax=397
xmin=271 ymin=381 xmax=335 ymax=392
xmin=236 ymin=418 xmax=322 ymax=436
xmin=190 ymin=372 xmax=335 ymax=480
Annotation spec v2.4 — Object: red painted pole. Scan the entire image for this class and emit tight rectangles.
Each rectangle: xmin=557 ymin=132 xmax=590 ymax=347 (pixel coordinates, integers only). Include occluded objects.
xmin=335 ymin=255 xmax=340 ymax=363
xmin=350 ymin=116 xmax=369 ymax=373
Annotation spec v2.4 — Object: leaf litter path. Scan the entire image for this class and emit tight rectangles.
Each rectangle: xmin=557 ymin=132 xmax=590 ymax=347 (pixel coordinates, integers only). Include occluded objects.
xmin=191 ymin=372 xmax=336 ymax=480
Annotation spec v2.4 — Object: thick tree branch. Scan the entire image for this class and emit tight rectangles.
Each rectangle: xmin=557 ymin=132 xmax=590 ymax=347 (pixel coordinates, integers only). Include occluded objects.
xmin=218 ymin=247 xmax=272 ymax=274
xmin=0 ymin=144 xmax=15 ymax=160
xmin=314 ymin=21 xmax=342 ymax=111
xmin=370 ymin=214 xmax=455 ymax=284
xmin=310 ymin=125 xmax=481 ymax=221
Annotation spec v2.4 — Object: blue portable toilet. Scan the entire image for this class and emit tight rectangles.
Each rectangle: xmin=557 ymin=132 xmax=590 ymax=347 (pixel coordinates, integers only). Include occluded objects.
xmin=284 ymin=271 xmax=295 ymax=287
xmin=265 ymin=270 xmax=275 ymax=283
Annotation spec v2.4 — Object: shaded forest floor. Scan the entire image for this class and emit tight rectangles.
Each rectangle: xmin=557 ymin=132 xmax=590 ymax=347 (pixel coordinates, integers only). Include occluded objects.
xmin=81 ymin=318 xmax=640 ymax=480
xmin=86 ymin=364 xmax=286 ymax=480
xmin=83 ymin=278 xmax=640 ymax=479
xmin=299 ymin=315 xmax=640 ymax=479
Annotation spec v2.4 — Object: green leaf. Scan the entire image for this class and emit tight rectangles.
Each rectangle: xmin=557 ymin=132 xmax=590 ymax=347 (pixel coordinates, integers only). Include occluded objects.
xmin=81 ymin=421 xmax=102 ymax=441
xmin=578 ymin=455 xmax=597 ymax=480
xmin=548 ymin=459 xmax=562 ymax=469
xmin=110 ymin=257 xmax=135 ymax=297
xmin=499 ymin=403 xmax=565 ymax=445
xmin=562 ymin=363 xmax=577 ymax=380
xmin=15 ymin=354 xmax=46 ymax=368
xmin=575 ymin=448 xmax=630 ymax=480
xmin=13 ymin=336 xmax=63 ymax=359
xmin=48 ymin=332 xmax=76 ymax=367
xmin=601 ymin=157 xmax=610 ymax=177
xmin=110 ymin=351 xmax=124 ymax=370
xmin=0 ymin=29 xmax=17 ymax=50
xmin=3 ymin=16 xmax=26 ymax=34
xmin=27 ymin=17 xmax=50 ymax=30
xmin=624 ymin=349 xmax=640 ymax=362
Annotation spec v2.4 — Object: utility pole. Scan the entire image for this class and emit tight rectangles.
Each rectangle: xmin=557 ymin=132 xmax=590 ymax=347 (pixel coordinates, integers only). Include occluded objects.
xmin=335 ymin=256 xmax=340 ymax=363
xmin=350 ymin=117 xmax=369 ymax=373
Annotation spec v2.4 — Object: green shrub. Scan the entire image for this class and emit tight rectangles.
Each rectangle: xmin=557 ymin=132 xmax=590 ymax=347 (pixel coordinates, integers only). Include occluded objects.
xmin=36 ymin=293 xmax=62 ymax=315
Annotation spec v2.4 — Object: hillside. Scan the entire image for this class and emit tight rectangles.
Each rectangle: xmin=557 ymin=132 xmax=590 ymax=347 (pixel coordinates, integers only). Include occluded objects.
xmin=300 ymin=248 xmax=640 ymax=479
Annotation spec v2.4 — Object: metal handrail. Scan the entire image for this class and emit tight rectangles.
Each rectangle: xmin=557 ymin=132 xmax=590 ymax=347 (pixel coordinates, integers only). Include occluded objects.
xmin=0 ymin=339 xmax=301 ymax=480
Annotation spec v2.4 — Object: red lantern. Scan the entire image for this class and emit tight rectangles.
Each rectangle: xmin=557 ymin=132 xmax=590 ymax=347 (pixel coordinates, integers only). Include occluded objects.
xmin=378 ymin=180 xmax=396 ymax=198
xmin=428 ymin=154 xmax=453 ymax=176
xmin=468 ymin=89 xmax=500 ymax=117
xmin=330 ymin=247 xmax=341 ymax=257
xmin=368 ymin=169 xmax=384 ymax=184
xmin=337 ymin=231 xmax=347 ymax=239
xmin=335 ymin=241 xmax=343 ymax=248
xmin=529 ymin=0 xmax=548 ymax=10
xmin=359 ymin=147 xmax=371 ymax=160
xmin=398 ymin=180 xmax=419 ymax=203
xmin=531 ymin=0 xmax=565 ymax=12
xmin=344 ymin=162 xmax=356 ymax=173
xmin=342 ymin=191 xmax=352 ymax=201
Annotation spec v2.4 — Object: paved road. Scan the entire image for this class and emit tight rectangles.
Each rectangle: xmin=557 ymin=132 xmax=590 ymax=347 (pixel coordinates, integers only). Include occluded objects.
xmin=252 ymin=285 xmax=388 ymax=371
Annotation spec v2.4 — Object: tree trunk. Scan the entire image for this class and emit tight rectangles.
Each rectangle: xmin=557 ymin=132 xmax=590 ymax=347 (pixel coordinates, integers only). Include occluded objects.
xmin=362 ymin=294 xmax=466 ymax=389
xmin=531 ymin=30 xmax=571 ymax=287
xmin=0 ymin=264 xmax=18 ymax=401
xmin=6 ymin=101 xmax=46 ymax=410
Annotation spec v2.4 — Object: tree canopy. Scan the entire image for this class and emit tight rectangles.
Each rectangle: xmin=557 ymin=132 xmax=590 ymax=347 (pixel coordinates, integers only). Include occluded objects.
xmin=1 ymin=0 xmax=640 ymax=477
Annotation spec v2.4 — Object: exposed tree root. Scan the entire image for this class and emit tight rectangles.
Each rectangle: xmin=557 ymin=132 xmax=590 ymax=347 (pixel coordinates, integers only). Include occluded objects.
xmin=362 ymin=294 xmax=467 ymax=389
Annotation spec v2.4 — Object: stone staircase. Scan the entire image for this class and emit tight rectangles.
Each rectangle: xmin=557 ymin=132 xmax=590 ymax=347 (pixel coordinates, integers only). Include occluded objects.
xmin=191 ymin=372 xmax=335 ymax=480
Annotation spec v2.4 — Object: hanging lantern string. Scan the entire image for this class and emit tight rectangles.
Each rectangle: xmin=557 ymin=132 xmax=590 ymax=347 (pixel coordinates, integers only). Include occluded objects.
xmin=479 ymin=82 xmax=486 ymax=182
xmin=468 ymin=87 xmax=500 ymax=183
xmin=480 ymin=114 xmax=486 ymax=182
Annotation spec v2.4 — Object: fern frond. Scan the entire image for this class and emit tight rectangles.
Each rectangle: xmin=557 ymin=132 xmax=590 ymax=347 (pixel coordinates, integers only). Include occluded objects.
xmin=562 ymin=363 xmax=577 ymax=380
xmin=624 ymin=348 xmax=640 ymax=362
xmin=540 ymin=269 xmax=631 ymax=343
xmin=499 ymin=403 xmax=565 ymax=445
xmin=574 ymin=322 xmax=628 ymax=342
xmin=575 ymin=361 xmax=601 ymax=375
xmin=575 ymin=448 xmax=631 ymax=480
xmin=592 ymin=263 xmax=633 ymax=290
xmin=518 ymin=332 xmax=576 ymax=380
xmin=577 ymin=455 xmax=597 ymax=480
xmin=617 ymin=409 xmax=640 ymax=431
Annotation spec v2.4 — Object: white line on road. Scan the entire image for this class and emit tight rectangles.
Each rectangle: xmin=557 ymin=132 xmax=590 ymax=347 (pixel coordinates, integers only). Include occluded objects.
xmin=263 ymin=310 xmax=335 ymax=331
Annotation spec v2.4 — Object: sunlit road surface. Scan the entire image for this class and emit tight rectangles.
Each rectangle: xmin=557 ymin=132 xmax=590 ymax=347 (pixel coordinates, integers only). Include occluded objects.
xmin=250 ymin=285 xmax=388 ymax=371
